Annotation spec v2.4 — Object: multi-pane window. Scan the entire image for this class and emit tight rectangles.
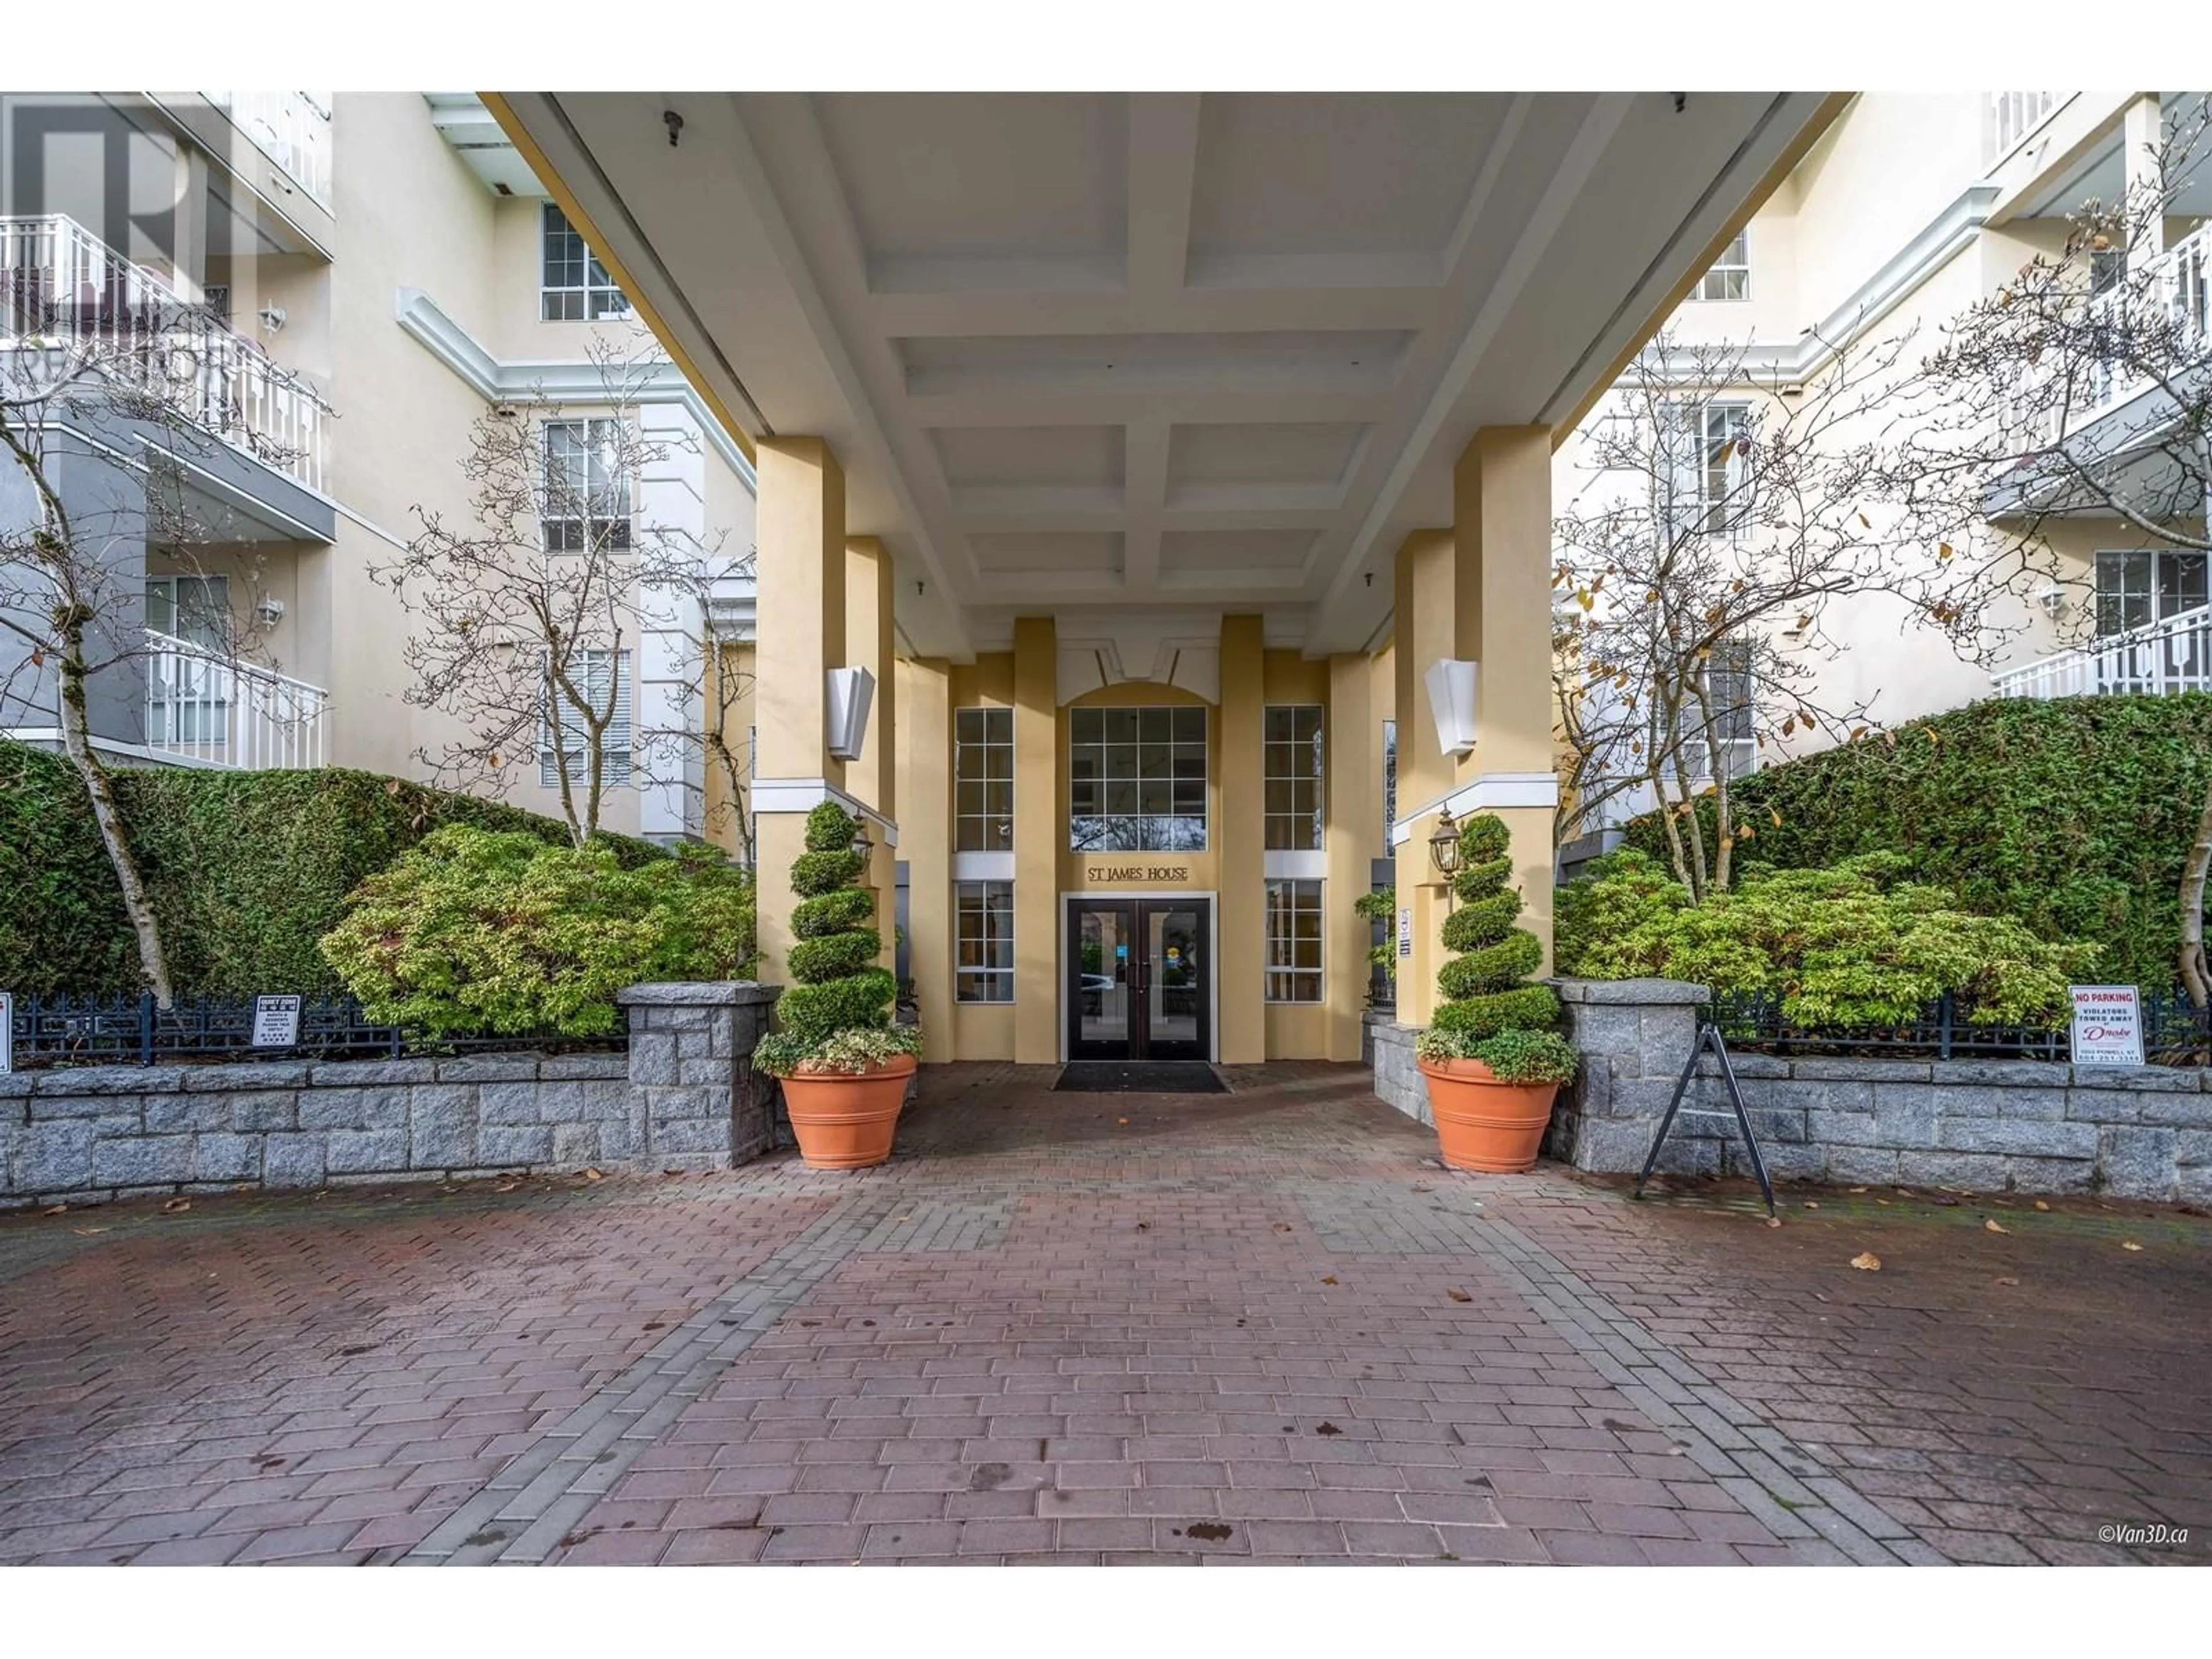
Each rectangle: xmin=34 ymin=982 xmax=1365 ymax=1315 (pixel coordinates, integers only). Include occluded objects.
xmin=1264 ymin=705 xmax=1324 ymax=851
xmin=955 ymin=707 xmax=1013 ymax=851
xmin=2094 ymin=550 xmax=2209 ymax=637
xmin=145 ymin=575 xmax=230 ymax=745
xmin=1264 ymin=878 xmax=1323 ymax=1003
xmin=955 ymin=880 xmax=1014 ymax=1003
xmin=540 ymin=203 xmax=631 ymax=321
xmin=541 ymin=419 xmax=632 ymax=554
xmin=1662 ymin=399 xmax=1751 ymax=537
xmin=1669 ymin=641 xmax=1754 ymax=783
xmin=540 ymin=648 xmax=632 ymax=786
xmin=1381 ymin=718 xmax=1397 ymax=843
xmin=1068 ymin=705 xmax=1208 ymax=851
xmin=1694 ymin=229 xmax=1749 ymax=301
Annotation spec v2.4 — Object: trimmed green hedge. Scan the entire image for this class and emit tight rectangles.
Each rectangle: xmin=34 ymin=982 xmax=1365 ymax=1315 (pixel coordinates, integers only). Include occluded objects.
xmin=0 ymin=739 xmax=663 ymax=996
xmin=1620 ymin=695 xmax=2212 ymax=990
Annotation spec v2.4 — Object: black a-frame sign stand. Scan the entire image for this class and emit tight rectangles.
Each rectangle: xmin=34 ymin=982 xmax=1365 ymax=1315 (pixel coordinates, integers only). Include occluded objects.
xmin=1632 ymin=1022 xmax=1776 ymax=1219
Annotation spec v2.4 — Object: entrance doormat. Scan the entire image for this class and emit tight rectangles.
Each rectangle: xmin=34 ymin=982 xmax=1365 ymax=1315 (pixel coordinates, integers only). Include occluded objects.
xmin=1052 ymin=1062 xmax=1227 ymax=1094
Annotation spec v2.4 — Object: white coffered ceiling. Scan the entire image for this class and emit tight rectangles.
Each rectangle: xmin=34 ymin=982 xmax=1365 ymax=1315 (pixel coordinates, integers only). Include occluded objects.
xmin=493 ymin=90 xmax=1834 ymax=661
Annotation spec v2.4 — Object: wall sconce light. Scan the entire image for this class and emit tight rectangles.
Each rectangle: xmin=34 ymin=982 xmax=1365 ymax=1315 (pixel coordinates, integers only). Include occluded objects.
xmin=253 ymin=596 xmax=286 ymax=626
xmin=2036 ymin=586 xmax=2067 ymax=619
xmin=1428 ymin=808 xmax=1461 ymax=879
xmin=825 ymin=665 xmax=876 ymax=762
xmin=257 ymin=304 xmax=287 ymax=336
xmin=850 ymin=819 xmax=873 ymax=861
xmin=1424 ymin=658 xmax=1479 ymax=756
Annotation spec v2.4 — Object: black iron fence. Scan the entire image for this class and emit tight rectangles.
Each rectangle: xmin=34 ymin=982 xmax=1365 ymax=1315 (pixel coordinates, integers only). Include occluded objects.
xmin=1707 ymin=987 xmax=2212 ymax=1065
xmin=5 ymin=993 xmax=628 ymax=1070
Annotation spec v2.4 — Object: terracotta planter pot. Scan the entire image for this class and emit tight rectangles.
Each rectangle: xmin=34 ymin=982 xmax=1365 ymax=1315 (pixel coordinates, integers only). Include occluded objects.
xmin=1416 ymin=1056 xmax=1560 ymax=1173
xmin=780 ymin=1053 xmax=917 ymax=1170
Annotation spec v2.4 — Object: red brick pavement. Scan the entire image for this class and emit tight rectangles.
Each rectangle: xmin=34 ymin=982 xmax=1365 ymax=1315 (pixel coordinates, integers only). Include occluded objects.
xmin=1 ymin=1061 xmax=2205 ymax=1566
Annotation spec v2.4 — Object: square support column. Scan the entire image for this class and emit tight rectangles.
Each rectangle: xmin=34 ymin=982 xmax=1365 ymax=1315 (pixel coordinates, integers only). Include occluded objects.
xmin=1391 ymin=528 xmax=1456 ymax=1029
xmin=753 ymin=437 xmax=846 ymax=987
xmin=846 ymin=536 xmax=897 ymax=973
xmin=1325 ymin=651 xmax=1373 ymax=1062
xmin=1012 ymin=616 xmax=1058 ymax=1063
xmin=1453 ymin=425 xmax=1556 ymax=972
xmin=1217 ymin=615 xmax=1266 ymax=1064
xmin=902 ymin=657 xmax=955 ymax=1056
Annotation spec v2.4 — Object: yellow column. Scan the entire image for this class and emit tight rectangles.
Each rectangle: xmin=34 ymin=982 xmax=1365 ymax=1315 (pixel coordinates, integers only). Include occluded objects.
xmin=1453 ymin=425 xmax=1556 ymax=969
xmin=753 ymin=437 xmax=845 ymax=987
xmin=901 ymin=657 xmax=955 ymax=1057
xmin=1392 ymin=528 xmax=1455 ymax=1028
xmin=1325 ymin=652 xmax=1372 ymax=1062
xmin=845 ymin=537 xmax=897 ymax=972
xmin=1012 ymin=617 xmax=1058 ymax=1063
xmin=1217 ymin=615 xmax=1265 ymax=1063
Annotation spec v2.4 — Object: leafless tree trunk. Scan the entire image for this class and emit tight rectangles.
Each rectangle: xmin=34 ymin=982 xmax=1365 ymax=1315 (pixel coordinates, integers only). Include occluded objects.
xmin=2181 ymin=778 xmax=2212 ymax=1012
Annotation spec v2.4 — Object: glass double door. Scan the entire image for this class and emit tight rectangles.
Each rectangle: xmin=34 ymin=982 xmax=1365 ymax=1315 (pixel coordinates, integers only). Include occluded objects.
xmin=1067 ymin=898 xmax=1211 ymax=1061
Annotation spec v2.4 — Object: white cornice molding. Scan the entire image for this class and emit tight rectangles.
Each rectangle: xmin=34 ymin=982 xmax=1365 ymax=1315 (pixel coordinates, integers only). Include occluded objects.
xmin=1634 ymin=183 xmax=2001 ymax=389
xmin=1387 ymin=771 xmax=1561 ymax=847
xmin=395 ymin=288 xmax=759 ymax=493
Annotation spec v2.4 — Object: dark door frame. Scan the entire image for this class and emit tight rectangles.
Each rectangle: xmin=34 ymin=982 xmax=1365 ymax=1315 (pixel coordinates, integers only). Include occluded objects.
xmin=1064 ymin=895 xmax=1214 ymax=1062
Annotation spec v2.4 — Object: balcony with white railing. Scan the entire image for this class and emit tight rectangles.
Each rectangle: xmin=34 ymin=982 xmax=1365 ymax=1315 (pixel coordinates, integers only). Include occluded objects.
xmin=143 ymin=631 xmax=328 ymax=768
xmin=1986 ymin=91 xmax=2060 ymax=164
xmin=207 ymin=91 xmax=332 ymax=210
xmin=0 ymin=213 xmax=328 ymax=491
xmin=1991 ymin=602 xmax=2212 ymax=700
xmin=2005 ymin=223 xmax=2212 ymax=453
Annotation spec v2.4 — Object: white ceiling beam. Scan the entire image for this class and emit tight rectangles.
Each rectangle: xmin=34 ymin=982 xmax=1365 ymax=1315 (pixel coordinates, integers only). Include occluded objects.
xmin=1126 ymin=93 xmax=1203 ymax=296
xmin=1122 ymin=417 xmax=1172 ymax=596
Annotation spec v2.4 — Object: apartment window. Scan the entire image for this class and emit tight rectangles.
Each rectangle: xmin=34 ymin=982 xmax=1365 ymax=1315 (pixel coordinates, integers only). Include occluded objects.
xmin=145 ymin=574 xmax=228 ymax=647
xmin=2095 ymin=550 xmax=2209 ymax=637
xmin=1264 ymin=705 xmax=1324 ymax=851
xmin=540 ymin=203 xmax=631 ymax=321
xmin=540 ymin=648 xmax=632 ymax=786
xmin=1069 ymin=705 xmax=1207 ymax=851
xmin=955 ymin=880 xmax=1014 ymax=1003
xmin=1382 ymin=718 xmax=1397 ymax=842
xmin=541 ymin=419 xmax=632 ymax=554
xmin=955 ymin=707 xmax=1013 ymax=851
xmin=1694 ymin=229 xmax=1749 ymax=301
xmin=1264 ymin=878 xmax=1323 ymax=1003
xmin=1669 ymin=640 xmax=1754 ymax=783
xmin=1662 ymin=399 xmax=1751 ymax=537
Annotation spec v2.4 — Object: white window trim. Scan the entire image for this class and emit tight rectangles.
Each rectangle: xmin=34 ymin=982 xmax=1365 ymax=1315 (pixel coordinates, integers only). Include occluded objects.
xmin=954 ymin=704 xmax=1014 ymax=854
xmin=1066 ymin=703 xmax=1210 ymax=853
xmin=954 ymin=879 xmax=1015 ymax=1005
xmin=1263 ymin=877 xmax=1324 ymax=1006
xmin=1692 ymin=228 xmax=1750 ymax=302
xmin=540 ymin=416 xmax=635 ymax=556
xmin=540 ymin=202 xmax=632 ymax=321
xmin=539 ymin=647 xmax=633 ymax=788
xmin=1263 ymin=703 xmax=1325 ymax=854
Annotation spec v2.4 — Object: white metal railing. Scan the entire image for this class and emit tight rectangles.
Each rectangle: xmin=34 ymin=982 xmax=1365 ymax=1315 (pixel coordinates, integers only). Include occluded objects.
xmin=143 ymin=630 xmax=328 ymax=768
xmin=1986 ymin=91 xmax=2059 ymax=163
xmin=211 ymin=91 xmax=332 ymax=209
xmin=2005 ymin=222 xmax=2212 ymax=451
xmin=0 ymin=213 xmax=328 ymax=490
xmin=1992 ymin=601 xmax=2212 ymax=699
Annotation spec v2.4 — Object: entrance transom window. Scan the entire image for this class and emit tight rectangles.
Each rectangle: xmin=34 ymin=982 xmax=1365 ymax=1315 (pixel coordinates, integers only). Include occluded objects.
xmin=1069 ymin=705 xmax=1207 ymax=851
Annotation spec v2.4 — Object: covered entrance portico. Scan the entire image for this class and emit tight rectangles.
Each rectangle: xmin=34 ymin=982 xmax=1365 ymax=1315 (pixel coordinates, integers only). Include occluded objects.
xmin=486 ymin=90 xmax=1844 ymax=1072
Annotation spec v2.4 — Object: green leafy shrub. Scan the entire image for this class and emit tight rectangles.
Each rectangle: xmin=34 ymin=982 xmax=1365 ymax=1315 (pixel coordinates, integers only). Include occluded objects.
xmin=318 ymin=825 xmax=756 ymax=1036
xmin=755 ymin=802 xmax=911 ymax=1075
xmin=0 ymin=739 xmax=664 ymax=995
xmin=1563 ymin=851 xmax=2094 ymax=1028
xmin=1619 ymin=695 xmax=2212 ymax=989
xmin=1353 ymin=884 xmax=1397 ymax=982
xmin=1425 ymin=813 xmax=1575 ymax=1082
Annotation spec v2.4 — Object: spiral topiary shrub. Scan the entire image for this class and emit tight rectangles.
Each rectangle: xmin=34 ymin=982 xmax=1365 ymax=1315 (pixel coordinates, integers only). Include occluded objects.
xmin=753 ymin=801 xmax=918 ymax=1077
xmin=1418 ymin=813 xmax=1577 ymax=1085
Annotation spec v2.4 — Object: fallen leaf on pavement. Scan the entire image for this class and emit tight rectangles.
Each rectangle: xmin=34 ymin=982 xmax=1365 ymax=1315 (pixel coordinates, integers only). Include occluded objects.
xmin=1445 ymin=1288 xmax=1472 ymax=1303
xmin=1984 ymin=1219 xmax=2010 ymax=1234
xmin=1802 ymin=1200 xmax=1820 ymax=1209
xmin=1847 ymin=1187 xmax=1867 ymax=1194
xmin=1875 ymin=1199 xmax=1891 ymax=1206
xmin=1135 ymin=1222 xmax=1149 ymax=1232
xmin=1320 ymin=1276 xmax=1338 ymax=1285
xmin=2121 ymin=1241 xmax=2143 ymax=1252
xmin=2033 ymin=1200 xmax=2050 ymax=1211
xmin=1117 ymin=1118 xmax=1128 ymax=1126
xmin=1850 ymin=1251 xmax=1882 ymax=1271
xmin=1995 ymin=1276 xmax=2019 ymax=1286
xmin=581 ymin=1168 xmax=604 ymax=1182
xmin=162 ymin=1198 xmax=191 ymax=1214
xmin=70 ymin=1227 xmax=107 ymax=1236
xmin=1272 ymin=1222 xmax=1291 ymax=1233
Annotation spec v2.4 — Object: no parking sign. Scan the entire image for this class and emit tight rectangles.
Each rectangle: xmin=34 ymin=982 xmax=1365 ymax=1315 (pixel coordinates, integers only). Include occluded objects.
xmin=2069 ymin=985 xmax=2144 ymax=1067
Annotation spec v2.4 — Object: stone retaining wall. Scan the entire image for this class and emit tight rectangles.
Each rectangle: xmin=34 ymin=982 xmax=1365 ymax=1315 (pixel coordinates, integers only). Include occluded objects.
xmin=1551 ymin=979 xmax=2212 ymax=1202
xmin=1 ymin=981 xmax=779 ymax=1210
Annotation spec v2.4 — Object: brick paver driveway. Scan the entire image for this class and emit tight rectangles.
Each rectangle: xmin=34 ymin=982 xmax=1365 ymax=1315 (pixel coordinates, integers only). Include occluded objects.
xmin=3 ymin=1063 xmax=2206 ymax=1566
